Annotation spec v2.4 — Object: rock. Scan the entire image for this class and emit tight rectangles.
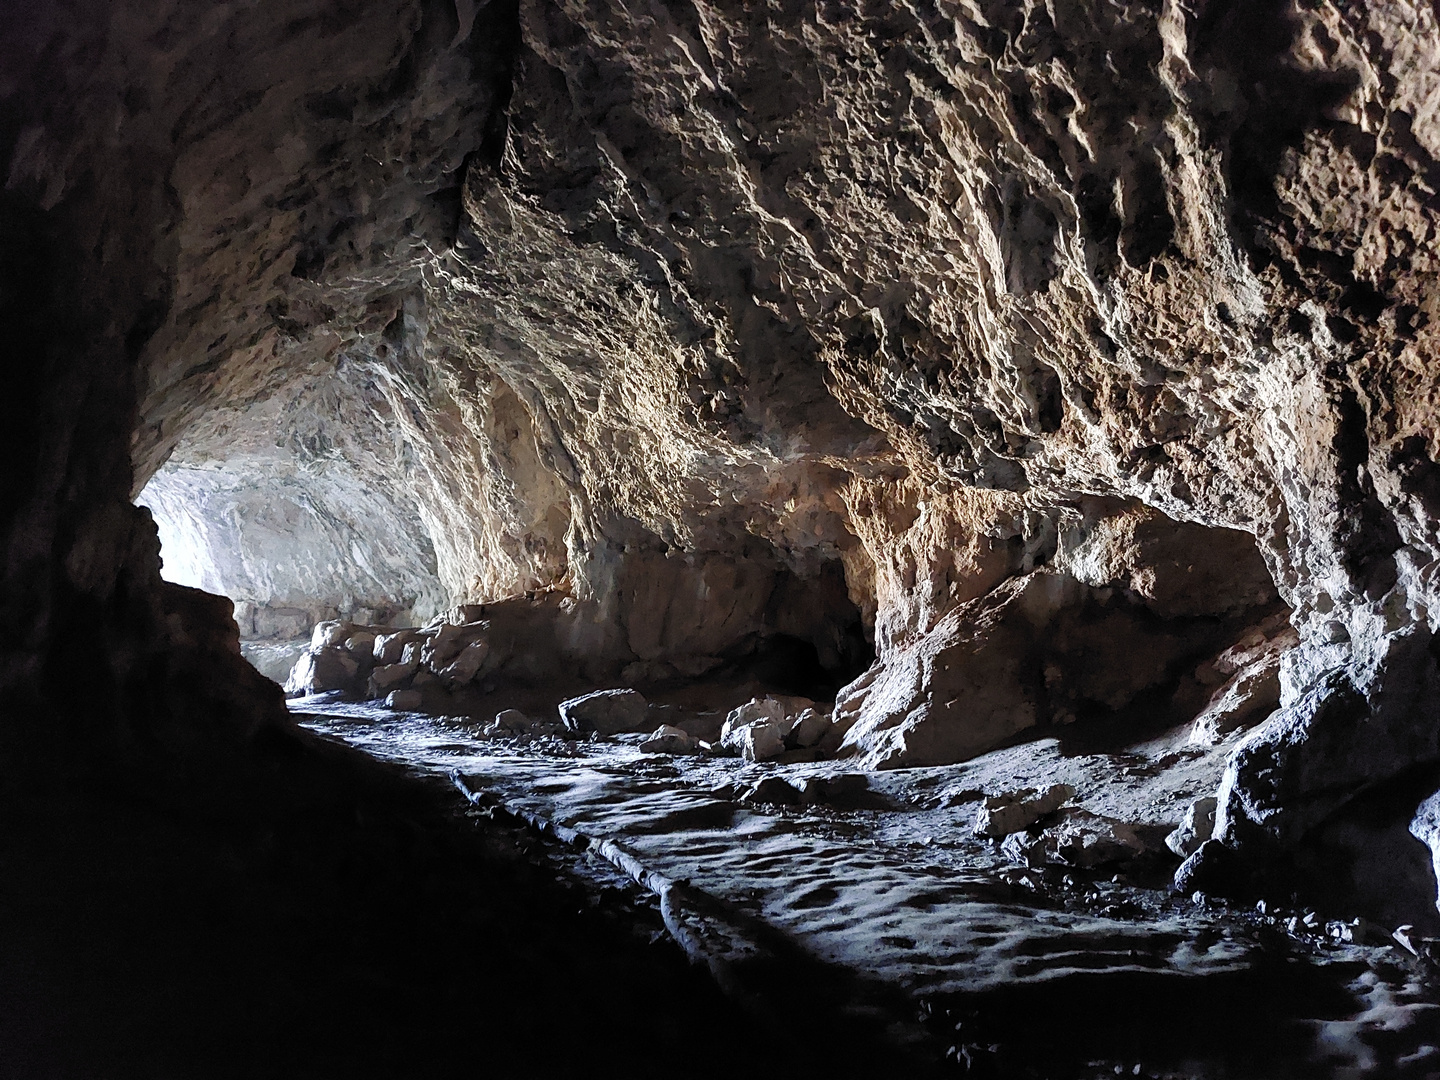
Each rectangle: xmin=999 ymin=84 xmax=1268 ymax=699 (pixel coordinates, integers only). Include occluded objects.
xmin=369 ymin=642 xmax=421 ymax=694
xmin=1001 ymin=809 xmax=1151 ymax=869
xmin=787 ymin=708 xmax=831 ymax=750
xmin=559 ymin=688 xmax=650 ymax=736
xmin=384 ymin=689 xmax=423 ymax=711
xmin=436 ymin=639 xmax=489 ymax=688
xmin=373 ymin=629 xmax=419 ymax=665
xmin=639 ymin=724 xmax=702 ymax=755
xmin=1394 ymin=924 xmax=1421 ymax=956
xmin=494 ymin=709 xmax=533 ymax=733
xmin=720 ymin=720 xmax=787 ymax=763
xmin=344 ymin=630 xmax=377 ymax=657
xmin=973 ymin=784 xmax=1075 ymax=839
xmin=1044 ymin=810 xmax=1150 ymax=868
xmin=284 ymin=646 xmax=360 ymax=695
xmin=720 ymin=697 xmax=787 ymax=740
xmin=1172 ymin=839 xmax=1246 ymax=898
xmin=799 ymin=774 xmax=869 ymax=807
xmin=420 ymin=623 xmax=470 ymax=669
xmin=1216 ymin=633 xmax=1440 ymax=852
xmin=310 ymin=621 xmax=354 ymax=650
xmin=1165 ymin=797 xmax=1219 ymax=859
xmin=1189 ymin=647 xmax=1287 ymax=745
xmin=742 ymin=777 xmax=803 ymax=806
xmin=1409 ymin=789 xmax=1440 ymax=915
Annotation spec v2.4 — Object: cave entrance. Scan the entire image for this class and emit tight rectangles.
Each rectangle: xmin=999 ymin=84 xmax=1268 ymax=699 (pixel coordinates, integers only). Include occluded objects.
xmin=134 ymin=365 xmax=447 ymax=687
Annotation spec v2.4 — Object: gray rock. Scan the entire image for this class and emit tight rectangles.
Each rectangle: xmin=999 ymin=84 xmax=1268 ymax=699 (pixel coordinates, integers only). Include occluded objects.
xmin=787 ymin=708 xmax=832 ymax=749
xmin=369 ymin=643 xmax=420 ymax=694
xmin=436 ymin=638 xmax=489 ymax=688
xmin=1410 ymin=789 xmax=1440 ymax=915
xmin=972 ymin=783 xmax=1074 ymax=838
xmin=720 ymin=720 xmax=787 ymax=762
xmin=1165 ymin=796 xmax=1218 ymax=859
xmin=373 ymin=629 xmax=419 ymax=665
xmin=285 ymin=645 xmax=360 ymax=695
xmin=494 ymin=708 xmax=533 ymax=732
xmin=799 ymin=773 xmax=869 ymax=807
xmin=742 ymin=777 xmax=803 ymax=806
xmin=720 ymin=697 xmax=786 ymax=740
xmin=385 ymin=688 xmax=423 ymax=711
xmin=559 ymin=688 xmax=651 ymax=736
xmin=640 ymin=724 xmax=702 ymax=755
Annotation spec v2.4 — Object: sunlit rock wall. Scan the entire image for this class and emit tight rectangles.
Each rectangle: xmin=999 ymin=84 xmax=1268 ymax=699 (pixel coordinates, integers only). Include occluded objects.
xmin=137 ymin=363 xmax=448 ymax=636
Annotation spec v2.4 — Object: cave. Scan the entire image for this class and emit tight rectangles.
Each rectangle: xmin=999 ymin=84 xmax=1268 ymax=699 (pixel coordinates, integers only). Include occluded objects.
xmin=8 ymin=2 xmax=1440 ymax=1077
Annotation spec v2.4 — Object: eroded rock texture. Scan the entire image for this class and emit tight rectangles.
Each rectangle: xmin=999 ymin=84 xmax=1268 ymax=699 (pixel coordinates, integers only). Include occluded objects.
xmin=6 ymin=0 xmax=1440 ymax=913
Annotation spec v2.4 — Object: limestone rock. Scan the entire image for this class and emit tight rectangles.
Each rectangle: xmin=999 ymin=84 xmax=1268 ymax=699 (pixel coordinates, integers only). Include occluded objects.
xmin=720 ymin=698 xmax=787 ymax=741
xmin=1410 ymin=791 xmax=1440 ymax=915
xmin=973 ymin=784 xmax=1075 ymax=839
xmin=370 ymin=642 xmax=422 ymax=695
xmin=1002 ymin=810 xmax=1150 ymax=869
xmin=742 ymin=777 xmax=804 ymax=807
xmin=436 ymin=639 xmax=490 ymax=689
xmin=559 ymin=689 xmax=650 ymax=737
xmin=494 ymin=709 xmax=534 ymax=734
xmin=787 ymin=709 xmax=832 ymax=750
xmin=311 ymin=622 xmax=354 ymax=651
xmin=1166 ymin=797 xmax=1219 ymax=860
xmin=373 ymin=630 xmax=420 ymax=665
xmin=285 ymin=646 xmax=360 ymax=696
xmin=384 ymin=689 xmax=423 ymax=711
xmin=720 ymin=721 xmax=788 ymax=764
xmin=640 ymin=725 xmax=702 ymax=756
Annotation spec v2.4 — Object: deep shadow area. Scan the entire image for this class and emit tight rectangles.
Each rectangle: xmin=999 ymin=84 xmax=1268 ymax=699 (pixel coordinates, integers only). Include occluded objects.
xmin=928 ymin=958 xmax=1379 ymax=1078
xmin=0 ymin=722 xmax=927 ymax=1080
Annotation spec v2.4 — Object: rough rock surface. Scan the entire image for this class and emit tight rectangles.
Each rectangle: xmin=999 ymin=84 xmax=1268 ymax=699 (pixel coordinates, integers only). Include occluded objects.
xmin=10 ymin=0 xmax=1440 ymax=956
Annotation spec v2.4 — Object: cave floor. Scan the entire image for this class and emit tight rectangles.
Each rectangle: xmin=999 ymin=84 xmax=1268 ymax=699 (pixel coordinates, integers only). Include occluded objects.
xmin=293 ymin=692 xmax=1440 ymax=1079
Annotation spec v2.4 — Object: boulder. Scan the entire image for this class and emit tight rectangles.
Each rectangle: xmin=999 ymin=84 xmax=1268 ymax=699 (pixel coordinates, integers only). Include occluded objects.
xmin=284 ymin=646 xmax=360 ymax=695
xmin=973 ymin=783 xmax=1074 ymax=838
xmin=436 ymin=639 xmax=489 ymax=688
xmin=420 ymin=622 xmax=470 ymax=669
xmin=344 ymin=630 xmax=377 ymax=657
xmin=1001 ymin=809 xmax=1152 ymax=868
xmin=720 ymin=697 xmax=787 ymax=740
xmin=720 ymin=720 xmax=787 ymax=763
xmin=787 ymin=708 xmax=832 ymax=749
xmin=640 ymin=724 xmax=702 ymax=755
xmin=373 ymin=629 xmax=420 ymax=665
xmin=799 ymin=774 xmax=869 ymax=807
xmin=1165 ymin=796 xmax=1218 ymax=858
xmin=742 ymin=777 xmax=804 ymax=806
xmin=1410 ymin=790 xmax=1440 ymax=915
xmin=494 ymin=709 xmax=533 ymax=733
xmin=559 ymin=688 xmax=651 ymax=736
xmin=1044 ymin=810 xmax=1151 ymax=868
xmin=369 ymin=641 xmax=421 ymax=694
xmin=310 ymin=620 xmax=354 ymax=650
xmin=385 ymin=689 xmax=423 ymax=711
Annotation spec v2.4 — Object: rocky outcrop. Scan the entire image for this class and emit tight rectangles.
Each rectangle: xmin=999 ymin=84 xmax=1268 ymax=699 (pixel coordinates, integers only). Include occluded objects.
xmin=8 ymin=0 xmax=1440 ymax=919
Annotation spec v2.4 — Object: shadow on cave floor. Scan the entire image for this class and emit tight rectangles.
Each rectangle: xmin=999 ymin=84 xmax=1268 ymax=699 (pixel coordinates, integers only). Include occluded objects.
xmin=0 ymin=732 xmax=935 ymax=1080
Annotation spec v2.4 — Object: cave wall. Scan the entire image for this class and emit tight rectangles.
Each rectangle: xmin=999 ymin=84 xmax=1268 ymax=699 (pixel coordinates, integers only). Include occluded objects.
xmin=6 ymin=0 xmax=1440 ymax=900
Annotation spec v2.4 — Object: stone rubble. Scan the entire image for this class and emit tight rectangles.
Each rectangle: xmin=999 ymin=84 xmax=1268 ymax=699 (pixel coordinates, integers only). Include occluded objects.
xmin=973 ymin=784 xmax=1076 ymax=839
